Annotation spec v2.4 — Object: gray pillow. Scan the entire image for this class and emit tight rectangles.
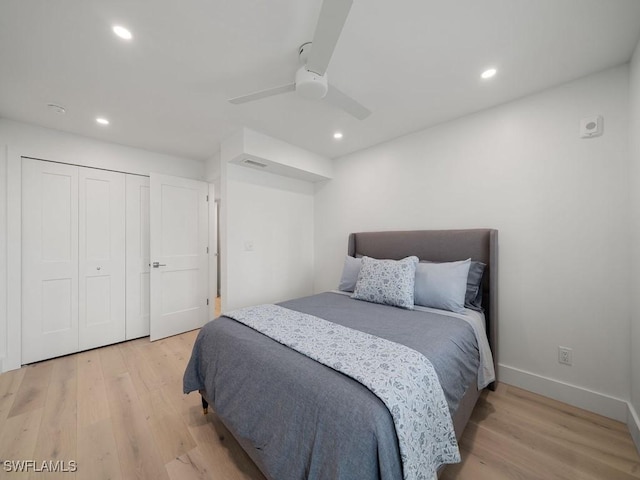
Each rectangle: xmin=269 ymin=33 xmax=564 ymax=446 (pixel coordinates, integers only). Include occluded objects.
xmin=414 ymin=259 xmax=471 ymax=313
xmin=352 ymin=256 xmax=419 ymax=309
xmin=338 ymin=256 xmax=362 ymax=292
xmin=465 ymin=261 xmax=486 ymax=311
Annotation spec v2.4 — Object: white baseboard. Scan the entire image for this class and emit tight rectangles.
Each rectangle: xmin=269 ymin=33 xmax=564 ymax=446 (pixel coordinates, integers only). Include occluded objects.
xmin=498 ymin=364 xmax=628 ymax=422
xmin=0 ymin=354 xmax=20 ymax=373
xmin=629 ymin=403 xmax=640 ymax=455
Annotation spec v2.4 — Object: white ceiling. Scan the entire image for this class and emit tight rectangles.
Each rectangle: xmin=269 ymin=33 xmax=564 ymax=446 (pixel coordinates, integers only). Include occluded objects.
xmin=1 ymin=0 xmax=639 ymax=161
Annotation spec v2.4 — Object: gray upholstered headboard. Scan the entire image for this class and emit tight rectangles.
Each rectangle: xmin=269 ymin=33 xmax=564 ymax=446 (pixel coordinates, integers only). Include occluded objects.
xmin=348 ymin=229 xmax=498 ymax=384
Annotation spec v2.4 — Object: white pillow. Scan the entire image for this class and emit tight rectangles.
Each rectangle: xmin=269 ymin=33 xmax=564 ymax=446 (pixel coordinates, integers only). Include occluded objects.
xmin=338 ymin=256 xmax=362 ymax=292
xmin=414 ymin=259 xmax=471 ymax=313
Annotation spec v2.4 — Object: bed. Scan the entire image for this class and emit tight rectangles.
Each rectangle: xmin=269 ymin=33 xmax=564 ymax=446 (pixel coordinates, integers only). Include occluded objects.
xmin=184 ymin=229 xmax=498 ymax=480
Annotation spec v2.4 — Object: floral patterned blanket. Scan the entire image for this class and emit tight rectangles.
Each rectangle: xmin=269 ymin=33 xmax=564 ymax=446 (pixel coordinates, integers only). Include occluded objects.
xmin=225 ymin=303 xmax=460 ymax=480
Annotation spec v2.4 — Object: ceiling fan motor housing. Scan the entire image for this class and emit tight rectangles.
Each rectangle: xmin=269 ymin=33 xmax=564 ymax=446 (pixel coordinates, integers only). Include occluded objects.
xmin=295 ymin=66 xmax=328 ymax=100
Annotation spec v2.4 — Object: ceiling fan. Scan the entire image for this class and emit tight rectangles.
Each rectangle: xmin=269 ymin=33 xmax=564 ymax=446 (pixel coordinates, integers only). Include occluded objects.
xmin=228 ymin=0 xmax=371 ymax=120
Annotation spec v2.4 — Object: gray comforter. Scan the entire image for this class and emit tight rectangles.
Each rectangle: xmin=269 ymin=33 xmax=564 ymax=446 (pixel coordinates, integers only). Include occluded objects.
xmin=183 ymin=292 xmax=479 ymax=480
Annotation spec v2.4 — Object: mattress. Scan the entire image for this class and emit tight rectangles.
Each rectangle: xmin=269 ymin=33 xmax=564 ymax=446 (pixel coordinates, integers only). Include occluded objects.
xmin=183 ymin=291 xmax=484 ymax=480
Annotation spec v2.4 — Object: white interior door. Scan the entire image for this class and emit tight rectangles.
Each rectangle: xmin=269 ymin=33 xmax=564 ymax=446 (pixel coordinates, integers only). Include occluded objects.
xmin=78 ymin=167 xmax=126 ymax=350
xmin=150 ymin=173 xmax=209 ymax=341
xmin=22 ymin=159 xmax=79 ymax=364
xmin=125 ymin=175 xmax=151 ymax=340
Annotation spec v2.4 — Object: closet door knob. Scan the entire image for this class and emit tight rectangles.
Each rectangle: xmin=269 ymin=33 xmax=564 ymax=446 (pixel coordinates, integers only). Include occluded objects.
xmin=96 ymin=266 xmax=101 ymax=271
xmin=152 ymin=262 xmax=167 ymax=268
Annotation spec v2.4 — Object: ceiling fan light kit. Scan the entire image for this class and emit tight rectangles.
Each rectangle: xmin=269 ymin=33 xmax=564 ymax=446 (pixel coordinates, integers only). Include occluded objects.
xmin=228 ymin=0 xmax=370 ymax=120
xmin=295 ymin=66 xmax=328 ymax=100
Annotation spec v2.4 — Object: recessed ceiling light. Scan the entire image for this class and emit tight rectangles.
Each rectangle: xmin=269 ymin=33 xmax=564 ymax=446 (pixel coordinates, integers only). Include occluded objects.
xmin=481 ymin=68 xmax=497 ymax=79
xmin=333 ymin=132 xmax=343 ymax=139
xmin=47 ymin=103 xmax=66 ymax=115
xmin=96 ymin=117 xmax=110 ymax=125
xmin=112 ymin=25 xmax=132 ymax=40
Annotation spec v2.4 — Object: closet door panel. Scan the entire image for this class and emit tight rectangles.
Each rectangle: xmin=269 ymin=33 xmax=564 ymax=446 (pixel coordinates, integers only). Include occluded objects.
xmin=22 ymin=159 xmax=79 ymax=364
xmin=125 ymin=175 xmax=150 ymax=340
xmin=79 ymin=167 xmax=126 ymax=350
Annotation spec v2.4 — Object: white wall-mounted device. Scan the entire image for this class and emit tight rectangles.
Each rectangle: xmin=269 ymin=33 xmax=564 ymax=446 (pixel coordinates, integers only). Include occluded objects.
xmin=580 ymin=115 xmax=604 ymax=138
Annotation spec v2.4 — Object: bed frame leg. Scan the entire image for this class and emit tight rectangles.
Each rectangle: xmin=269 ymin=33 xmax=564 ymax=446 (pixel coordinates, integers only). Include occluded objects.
xmin=201 ymin=395 xmax=209 ymax=415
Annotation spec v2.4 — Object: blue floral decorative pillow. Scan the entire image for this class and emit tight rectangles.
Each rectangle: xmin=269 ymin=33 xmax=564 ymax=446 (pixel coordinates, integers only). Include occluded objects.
xmin=352 ymin=256 xmax=419 ymax=309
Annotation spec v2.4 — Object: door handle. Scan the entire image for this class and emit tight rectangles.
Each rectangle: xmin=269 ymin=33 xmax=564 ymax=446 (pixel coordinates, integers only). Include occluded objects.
xmin=152 ymin=262 xmax=167 ymax=268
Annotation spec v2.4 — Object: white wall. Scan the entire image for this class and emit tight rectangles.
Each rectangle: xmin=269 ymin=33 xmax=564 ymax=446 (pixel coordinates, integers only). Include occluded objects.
xmin=0 ymin=119 xmax=205 ymax=371
xmin=205 ymin=150 xmax=221 ymax=185
xmin=219 ymin=129 xmax=317 ymax=312
xmin=629 ymin=39 xmax=640 ymax=445
xmin=221 ymin=163 xmax=314 ymax=311
xmin=0 ymin=146 xmax=6 ymax=363
xmin=315 ymin=65 xmax=631 ymax=418
xmin=0 ymin=119 xmax=205 ymax=177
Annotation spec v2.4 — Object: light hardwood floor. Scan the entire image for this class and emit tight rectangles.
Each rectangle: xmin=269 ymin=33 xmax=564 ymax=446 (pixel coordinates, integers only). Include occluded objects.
xmin=0 ymin=326 xmax=638 ymax=480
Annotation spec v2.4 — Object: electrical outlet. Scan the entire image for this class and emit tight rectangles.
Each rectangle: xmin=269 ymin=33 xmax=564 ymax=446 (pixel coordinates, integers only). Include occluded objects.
xmin=558 ymin=346 xmax=573 ymax=366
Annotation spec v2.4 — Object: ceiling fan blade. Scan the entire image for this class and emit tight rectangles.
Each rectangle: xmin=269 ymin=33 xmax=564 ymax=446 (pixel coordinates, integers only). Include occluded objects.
xmin=325 ymin=84 xmax=371 ymax=120
xmin=306 ymin=0 xmax=353 ymax=76
xmin=228 ymin=83 xmax=296 ymax=104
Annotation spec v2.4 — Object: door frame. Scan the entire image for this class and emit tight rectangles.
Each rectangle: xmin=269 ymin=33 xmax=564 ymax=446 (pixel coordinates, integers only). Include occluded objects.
xmin=208 ymin=183 xmax=217 ymax=319
xmin=6 ymin=146 xmax=26 ymax=372
xmin=4 ymin=147 xmax=205 ymax=373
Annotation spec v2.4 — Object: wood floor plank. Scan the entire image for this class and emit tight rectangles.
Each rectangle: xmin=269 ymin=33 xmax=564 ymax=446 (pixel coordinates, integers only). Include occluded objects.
xmin=0 ymin=367 xmax=26 ymax=424
xmin=161 ymin=334 xmax=194 ymax=373
xmin=118 ymin=341 xmax=164 ymax=396
xmin=479 ymin=390 xmax=640 ymax=472
xmin=105 ymin=372 xmax=169 ymax=480
xmin=138 ymin=387 xmax=197 ymax=464
xmin=7 ymin=361 xmax=53 ymax=418
xmin=506 ymin=385 xmax=629 ymax=433
xmin=159 ymin=338 xmax=192 ymax=379
xmin=98 ymin=344 xmax=127 ymax=380
xmin=160 ymin=382 xmax=207 ymax=429
xmin=453 ymin=426 xmax=576 ymax=480
xmin=441 ymin=446 xmax=518 ymax=480
xmin=165 ymin=447 xmax=213 ymax=480
xmin=442 ymin=385 xmax=640 ymax=480
xmin=461 ymin=421 xmax=626 ymax=480
xmin=76 ymin=349 xmax=109 ymax=428
xmin=30 ymin=355 xmax=77 ymax=479
xmin=153 ymin=330 xmax=205 ymax=430
xmin=76 ymin=418 xmax=122 ymax=480
xmin=498 ymin=386 xmax=634 ymax=445
xmin=0 ymin=408 xmax=44 ymax=480
xmin=187 ymin=412 xmax=267 ymax=480
xmin=142 ymin=340 xmax=183 ymax=387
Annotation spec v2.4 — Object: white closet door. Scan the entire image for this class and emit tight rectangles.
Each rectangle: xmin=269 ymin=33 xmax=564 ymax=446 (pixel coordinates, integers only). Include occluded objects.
xmin=125 ymin=175 xmax=150 ymax=340
xmin=22 ymin=159 xmax=79 ymax=364
xmin=78 ymin=167 xmax=126 ymax=350
xmin=150 ymin=173 xmax=208 ymax=341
